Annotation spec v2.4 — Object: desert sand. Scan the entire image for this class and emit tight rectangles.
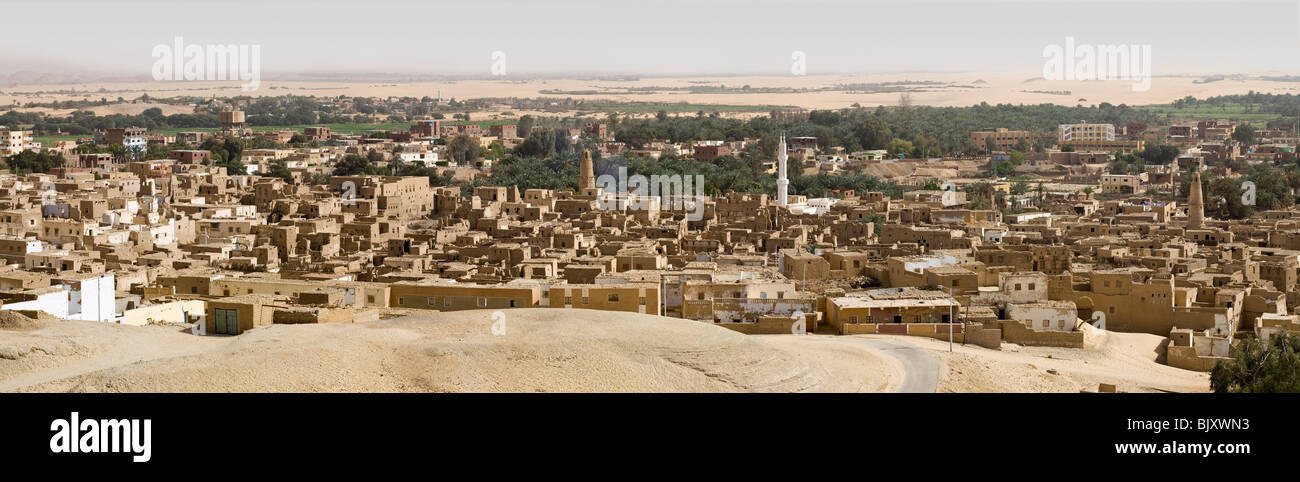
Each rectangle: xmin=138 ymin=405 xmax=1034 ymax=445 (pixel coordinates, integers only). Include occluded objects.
xmin=889 ymin=325 xmax=1211 ymax=393
xmin=0 ymin=308 xmax=1211 ymax=393
xmin=5 ymin=72 xmax=1299 ymax=113
xmin=0 ymin=309 xmax=898 ymax=393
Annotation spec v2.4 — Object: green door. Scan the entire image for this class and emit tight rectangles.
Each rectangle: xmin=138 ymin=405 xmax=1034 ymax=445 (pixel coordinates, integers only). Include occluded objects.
xmin=214 ymin=309 xmax=239 ymax=335
xmin=214 ymin=310 xmax=225 ymax=335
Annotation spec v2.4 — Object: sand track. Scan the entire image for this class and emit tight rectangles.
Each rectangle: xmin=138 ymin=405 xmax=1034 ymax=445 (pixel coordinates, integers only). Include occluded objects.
xmin=879 ymin=325 xmax=1210 ymax=393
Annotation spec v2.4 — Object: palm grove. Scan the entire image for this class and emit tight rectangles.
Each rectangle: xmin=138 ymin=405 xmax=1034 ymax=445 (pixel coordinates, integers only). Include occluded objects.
xmin=5 ymin=97 xmax=1300 ymax=219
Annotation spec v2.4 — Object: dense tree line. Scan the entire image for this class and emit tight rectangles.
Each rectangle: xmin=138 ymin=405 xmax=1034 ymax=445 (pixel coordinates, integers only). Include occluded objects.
xmin=608 ymin=103 xmax=1155 ymax=157
xmin=477 ymin=102 xmax=1160 ymax=201
xmin=1211 ymin=331 xmax=1300 ymax=393
xmin=1172 ymin=91 xmax=1300 ymax=118
xmin=482 ymin=147 xmax=904 ymax=201
xmin=0 ymin=108 xmax=224 ymax=137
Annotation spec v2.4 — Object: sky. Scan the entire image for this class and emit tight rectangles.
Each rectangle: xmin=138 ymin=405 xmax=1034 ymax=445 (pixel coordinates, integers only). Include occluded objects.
xmin=3 ymin=0 xmax=1299 ymax=78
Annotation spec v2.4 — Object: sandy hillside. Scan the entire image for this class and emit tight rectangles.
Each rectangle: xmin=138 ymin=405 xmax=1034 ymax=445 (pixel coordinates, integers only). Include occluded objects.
xmin=877 ymin=325 xmax=1210 ymax=393
xmin=0 ymin=309 xmax=1211 ymax=393
xmin=0 ymin=309 xmax=897 ymax=393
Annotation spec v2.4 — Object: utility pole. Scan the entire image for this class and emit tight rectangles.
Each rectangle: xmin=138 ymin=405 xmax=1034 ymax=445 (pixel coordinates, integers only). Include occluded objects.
xmin=948 ymin=285 xmax=954 ymax=352
xmin=939 ymin=284 xmax=954 ymax=352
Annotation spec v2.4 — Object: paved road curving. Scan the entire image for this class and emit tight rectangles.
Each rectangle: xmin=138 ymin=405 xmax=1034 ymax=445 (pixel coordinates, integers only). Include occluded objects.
xmin=800 ymin=335 xmax=940 ymax=393
xmin=843 ymin=337 xmax=940 ymax=393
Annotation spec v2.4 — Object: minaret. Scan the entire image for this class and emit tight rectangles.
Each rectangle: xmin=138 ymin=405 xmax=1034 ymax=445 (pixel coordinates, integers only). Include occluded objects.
xmin=1187 ymin=169 xmax=1205 ymax=229
xmin=777 ymin=135 xmax=789 ymax=207
xmin=579 ymin=149 xmax=595 ymax=191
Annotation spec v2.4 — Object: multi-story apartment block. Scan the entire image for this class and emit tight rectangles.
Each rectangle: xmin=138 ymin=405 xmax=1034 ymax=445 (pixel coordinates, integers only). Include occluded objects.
xmin=1058 ymin=123 xmax=1116 ymax=143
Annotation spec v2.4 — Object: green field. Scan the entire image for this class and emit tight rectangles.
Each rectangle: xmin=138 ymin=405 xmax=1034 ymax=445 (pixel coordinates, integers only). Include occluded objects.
xmin=1136 ymin=103 xmax=1282 ymax=125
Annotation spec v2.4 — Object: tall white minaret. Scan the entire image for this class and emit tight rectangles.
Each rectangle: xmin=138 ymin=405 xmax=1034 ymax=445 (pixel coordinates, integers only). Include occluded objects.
xmin=777 ymin=135 xmax=789 ymax=207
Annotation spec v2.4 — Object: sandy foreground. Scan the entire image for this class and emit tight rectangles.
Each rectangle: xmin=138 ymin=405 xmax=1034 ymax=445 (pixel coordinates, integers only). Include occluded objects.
xmin=0 ymin=308 xmax=1208 ymax=393
xmin=0 ymin=309 xmax=898 ymax=393
xmin=5 ymin=72 xmax=1300 ymax=115
xmin=883 ymin=327 xmax=1211 ymax=393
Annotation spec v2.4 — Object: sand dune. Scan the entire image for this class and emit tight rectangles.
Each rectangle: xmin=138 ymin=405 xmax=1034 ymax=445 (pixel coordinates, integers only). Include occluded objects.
xmin=0 ymin=309 xmax=897 ymax=393
xmin=0 ymin=309 xmax=1210 ymax=393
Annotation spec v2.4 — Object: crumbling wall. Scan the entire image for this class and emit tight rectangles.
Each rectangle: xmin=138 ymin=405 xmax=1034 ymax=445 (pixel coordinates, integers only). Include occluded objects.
xmin=1166 ymin=345 xmax=1227 ymax=372
xmin=273 ymin=307 xmax=355 ymax=324
xmin=999 ymin=320 xmax=1085 ymax=348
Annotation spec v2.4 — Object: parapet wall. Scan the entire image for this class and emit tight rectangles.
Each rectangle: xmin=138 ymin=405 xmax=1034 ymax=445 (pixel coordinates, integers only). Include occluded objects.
xmin=841 ymin=323 xmax=966 ymax=343
xmin=998 ymin=321 xmax=1085 ymax=348
xmin=1166 ymin=345 xmax=1229 ymax=372
xmin=272 ymin=307 xmax=355 ymax=324
xmin=710 ymin=313 xmax=819 ymax=334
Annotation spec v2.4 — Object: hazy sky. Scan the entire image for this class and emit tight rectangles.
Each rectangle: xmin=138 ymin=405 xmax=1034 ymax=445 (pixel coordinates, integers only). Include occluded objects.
xmin=4 ymin=0 xmax=1299 ymax=77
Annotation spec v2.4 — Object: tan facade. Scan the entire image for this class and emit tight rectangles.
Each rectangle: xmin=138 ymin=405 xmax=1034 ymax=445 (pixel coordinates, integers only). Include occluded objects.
xmin=548 ymin=283 xmax=661 ymax=315
xmin=390 ymin=282 xmax=540 ymax=311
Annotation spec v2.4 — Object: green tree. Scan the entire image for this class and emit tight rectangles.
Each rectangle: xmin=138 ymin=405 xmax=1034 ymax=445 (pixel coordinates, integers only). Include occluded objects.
xmin=855 ymin=118 xmax=890 ymax=150
xmin=447 ymin=135 xmax=483 ymax=165
xmin=1211 ymin=331 xmax=1300 ymax=393
xmin=887 ymin=138 xmax=913 ymax=157
xmin=1009 ymin=150 xmax=1027 ymax=165
xmin=514 ymin=129 xmax=556 ymax=158
xmin=333 ymin=154 xmax=372 ymax=176
xmin=1232 ymin=124 xmax=1256 ymax=145
xmin=1139 ymin=144 xmax=1180 ymax=166
xmin=218 ymin=155 xmax=246 ymax=175
xmin=517 ymin=115 xmax=535 ymax=138
xmin=267 ymin=157 xmax=294 ymax=182
xmin=992 ymin=160 xmax=1016 ymax=177
xmin=4 ymin=149 xmax=63 ymax=173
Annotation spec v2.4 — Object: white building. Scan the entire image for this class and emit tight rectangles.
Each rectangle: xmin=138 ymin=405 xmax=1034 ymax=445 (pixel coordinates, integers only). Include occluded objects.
xmin=1 ymin=274 xmax=116 ymax=323
xmin=1007 ymin=301 xmax=1079 ymax=332
xmin=1058 ymin=123 xmax=1116 ymax=143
